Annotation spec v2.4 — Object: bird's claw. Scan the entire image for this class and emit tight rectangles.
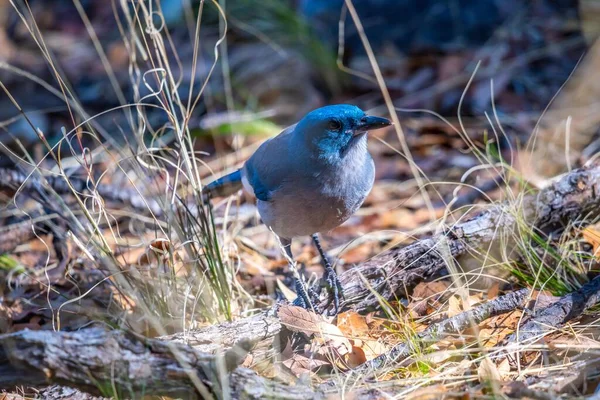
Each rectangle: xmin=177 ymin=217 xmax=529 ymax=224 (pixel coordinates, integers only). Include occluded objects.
xmin=290 ymin=235 xmax=345 ymax=316
xmin=292 ymin=277 xmax=322 ymax=313
xmin=291 ymin=271 xmax=343 ymax=317
xmin=311 ymin=234 xmax=344 ymax=316
xmin=322 ymin=266 xmax=344 ymax=316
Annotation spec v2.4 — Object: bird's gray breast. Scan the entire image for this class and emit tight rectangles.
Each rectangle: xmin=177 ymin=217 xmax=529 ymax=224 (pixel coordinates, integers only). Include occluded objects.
xmin=259 ymin=145 xmax=375 ymax=239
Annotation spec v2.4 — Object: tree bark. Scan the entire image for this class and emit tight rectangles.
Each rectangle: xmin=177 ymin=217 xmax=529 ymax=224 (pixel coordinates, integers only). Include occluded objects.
xmin=0 ymin=327 xmax=250 ymax=398
xmin=505 ymin=275 xmax=600 ymax=348
xmin=163 ymin=311 xmax=282 ymax=368
xmin=164 ymin=312 xmax=281 ymax=354
xmin=38 ymin=386 xmax=110 ymax=400
xmin=0 ymin=327 xmax=393 ymax=400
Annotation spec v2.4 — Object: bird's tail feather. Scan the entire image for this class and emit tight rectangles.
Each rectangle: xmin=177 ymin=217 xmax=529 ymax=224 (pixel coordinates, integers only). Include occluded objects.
xmin=203 ymin=169 xmax=243 ymax=198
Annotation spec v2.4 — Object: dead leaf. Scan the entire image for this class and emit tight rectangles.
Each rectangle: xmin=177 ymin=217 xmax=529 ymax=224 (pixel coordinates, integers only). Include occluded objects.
xmin=405 ymin=384 xmax=447 ymax=399
xmin=278 ymin=305 xmax=323 ymax=336
xmin=409 ymin=281 xmax=450 ymax=316
xmin=478 ymin=327 xmax=512 ymax=348
xmin=341 ymin=242 xmax=376 ymax=264
xmin=337 ymin=311 xmax=370 ymax=339
xmin=358 ymin=339 xmax=387 ymax=362
xmin=423 ymin=347 xmax=454 ymax=365
xmin=447 ymin=295 xmax=462 ymax=317
xmin=412 ymin=281 xmax=450 ymax=299
xmin=487 ymin=283 xmax=500 ymax=300
xmin=582 ymin=226 xmax=600 ymax=258
xmin=279 ymin=306 xmax=351 ymax=368
xmin=282 ymin=353 xmax=329 ymax=377
xmin=276 ymin=279 xmax=297 ymax=302
xmin=312 ymin=321 xmax=352 ymax=361
xmin=496 ymin=358 xmax=511 ymax=380
xmin=336 ymin=312 xmax=388 ymax=367
xmin=412 ymin=207 xmax=446 ymax=224
xmin=149 ymin=238 xmax=172 ymax=253
xmin=465 ymin=294 xmax=483 ymax=309
xmin=478 ymin=357 xmax=502 ymax=383
xmin=375 ymin=208 xmax=419 ymax=230
xmin=347 ymin=346 xmax=367 ymax=367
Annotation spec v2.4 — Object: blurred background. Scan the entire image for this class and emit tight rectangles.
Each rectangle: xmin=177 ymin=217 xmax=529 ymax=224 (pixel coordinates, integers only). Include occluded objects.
xmin=1 ymin=0 xmax=598 ymax=178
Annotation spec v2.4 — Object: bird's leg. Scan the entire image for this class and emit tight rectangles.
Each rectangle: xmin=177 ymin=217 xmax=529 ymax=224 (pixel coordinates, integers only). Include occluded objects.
xmin=281 ymin=238 xmax=318 ymax=310
xmin=311 ymin=234 xmax=344 ymax=315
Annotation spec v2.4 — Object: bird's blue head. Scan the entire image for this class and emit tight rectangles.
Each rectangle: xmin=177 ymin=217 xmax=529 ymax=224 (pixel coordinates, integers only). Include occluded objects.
xmin=294 ymin=104 xmax=391 ymax=160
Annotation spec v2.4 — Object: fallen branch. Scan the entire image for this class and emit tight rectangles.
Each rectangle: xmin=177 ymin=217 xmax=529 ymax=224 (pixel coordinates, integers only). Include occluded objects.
xmin=502 ymin=382 xmax=556 ymax=400
xmin=37 ymin=386 xmax=109 ymax=400
xmin=164 ymin=311 xmax=282 ymax=363
xmin=0 ymin=217 xmax=40 ymax=254
xmin=505 ymin=275 xmax=600 ymax=351
xmin=0 ymin=168 xmax=166 ymax=216
xmin=0 ymin=327 xmax=251 ymax=397
xmin=504 ymin=356 xmax=600 ymax=398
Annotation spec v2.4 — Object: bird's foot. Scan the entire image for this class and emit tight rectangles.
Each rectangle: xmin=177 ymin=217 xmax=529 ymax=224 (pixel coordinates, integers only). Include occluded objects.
xmin=292 ymin=277 xmax=321 ymax=313
xmin=290 ymin=272 xmax=343 ymax=316
xmin=311 ymin=234 xmax=345 ymax=316
xmin=321 ymin=265 xmax=344 ymax=316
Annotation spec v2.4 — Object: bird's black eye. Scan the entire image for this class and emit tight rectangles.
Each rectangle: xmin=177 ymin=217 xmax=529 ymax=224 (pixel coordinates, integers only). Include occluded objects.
xmin=328 ymin=120 xmax=342 ymax=131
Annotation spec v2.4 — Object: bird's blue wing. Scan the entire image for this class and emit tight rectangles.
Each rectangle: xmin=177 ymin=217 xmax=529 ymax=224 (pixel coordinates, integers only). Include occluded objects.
xmin=244 ymin=161 xmax=272 ymax=201
xmin=242 ymin=124 xmax=297 ymax=202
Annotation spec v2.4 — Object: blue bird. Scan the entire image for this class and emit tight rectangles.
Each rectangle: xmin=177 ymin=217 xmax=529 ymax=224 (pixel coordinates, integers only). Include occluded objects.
xmin=205 ymin=104 xmax=391 ymax=314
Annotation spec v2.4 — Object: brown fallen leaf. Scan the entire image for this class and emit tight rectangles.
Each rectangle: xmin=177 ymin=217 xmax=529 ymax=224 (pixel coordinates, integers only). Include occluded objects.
xmin=582 ymin=225 xmax=600 ymax=258
xmin=496 ymin=358 xmax=511 ymax=380
xmin=360 ymin=339 xmax=387 ymax=361
xmin=340 ymin=242 xmax=377 ymax=264
xmin=347 ymin=345 xmax=368 ymax=367
xmin=465 ymin=293 xmax=483 ymax=310
xmin=336 ymin=311 xmax=388 ymax=367
xmin=374 ymin=208 xmax=419 ymax=230
xmin=447 ymin=295 xmax=462 ymax=317
xmin=412 ymin=281 xmax=450 ymax=299
xmin=278 ymin=305 xmax=324 ymax=336
xmin=276 ymin=279 xmax=297 ymax=302
xmin=478 ymin=327 xmax=511 ymax=348
xmin=408 ymin=281 xmax=450 ymax=316
xmin=279 ymin=305 xmax=351 ymax=370
xmin=311 ymin=321 xmax=352 ymax=364
xmin=282 ymin=353 xmax=329 ymax=377
xmin=478 ymin=357 xmax=502 ymax=384
xmin=149 ymin=238 xmax=171 ymax=252
xmin=487 ymin=283 xmax=500 ymax=300
xmin=405 ymin=384 xmax=448 ymax=399
xmin=337 ymin=311 xmax=370 ymax=339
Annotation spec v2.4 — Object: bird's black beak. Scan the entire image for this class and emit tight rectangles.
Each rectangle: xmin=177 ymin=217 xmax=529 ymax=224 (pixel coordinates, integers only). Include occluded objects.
xmin=356 ymin=115 xmax=392 ymax=132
